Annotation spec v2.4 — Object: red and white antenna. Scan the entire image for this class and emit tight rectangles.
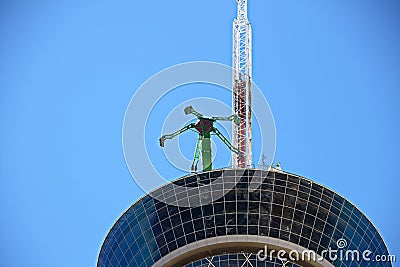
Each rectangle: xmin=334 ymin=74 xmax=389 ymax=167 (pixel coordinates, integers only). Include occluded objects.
xmin=232 ymin=0 xmax=252 ymax=168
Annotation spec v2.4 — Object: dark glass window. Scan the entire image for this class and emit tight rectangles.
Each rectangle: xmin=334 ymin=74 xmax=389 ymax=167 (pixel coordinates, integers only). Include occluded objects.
xmin=248 ymin=226 xmax=258 ymax=235
xmin=280 ymin=230 xmax=290 ymax=241
xmin=301 ymin=226 xmax=312 ymax=239
xmin=216 ymin=226 xmax=226 ymax=236
xmin=293 ymin=210 xmax=305 ymax=223
xmin=288 ymin=175 xmax=298 ymax=185
xmin=249 ymin=200 xmax=259 ymax=213
xmin=236 ymin=189 xmax=248 ymax=200
xmin=331 ymin=202 xmax=342 ymax=216
xmin=299 ymin=185 xmax=311 ymax=195
xmin=304 ymin=214 xmax=315 ymax=227
xmin=237 ymin=213 xmax=247 ymax=225
xmin=170 ymin=213 xmax=181 ymax=226
xmin=259 ymin=227 xmax=269 ymax=236
xmin=215 ymin=214 xmax=225 ymax=226
xmin=176 ymin=237 xmax=186 ymax=247
xmin=155 ymin=233 xmax=166 ymax=248
xmin=193 ymin=219 xmax=204 ymax=231
xmin=282 ymin=207 xmax=294 ymax=220
xmin=275 ymin=185 xmax=285 ymax=193
xmin=226 ymin=201 xmax=236 ymax=213
xmin=237 ymin=225 xmax=247 ymax=234
xmin=183 ymin=222 xmax=194 ymax=235
xmin=204 ymin=216 xmax=215 ymax=229
xmin=259 ymin=214 xmax=270 ymax=226
xmin=237 ymin=181 xmax=249 ymax=189
xmin=332 ymin=230 xmax=342 ymax=242
xmin=260 ymin=202 xmax=270 ymax=214
xmin=306 ymin=203 xmax=318 ymax=216
xmin=275 ymin=172 xmax=287 ymax=180
xmin=336 ymin=219 xmax=346 ymax=233
xmin=173 ymin=225 xmax=184 ymax=239
xmin=214 ymin=202 xmax=224 ymax=214
xmin=270 ymin=228 xmax=279 ymax=238
xmin=191 ymin=207 xmax=202 ymax=220
xmin=323 ymin=188 xmax=334 ymax=198
xmin=164 ymin=229 xmax=174 ymax=242
xmin=167 ymin=240 xmax=177 ymax=252
xmin=348 ymin=217 xmax=358 ymax=230
xmin=133 ymin=202 xmax=145 ymax=218
xmin=161 ymin=218 xmax=172 ymax=232
xmin=167 ymin=205 xmax=179 ymax=217
xmin=320 ymin=199 xmax=331 ymax=210
xmin=311 ymin=183 xmax=323 ymax=193
xmin=311 ymin=230 xmax=321 ymax=244
xmin=226 ymin=225 xmax=237 ymax=235
xmin=340 ymin=210 xmax=350 ymax=223
xmin=205 ymin=228 xmax=216 ymax=238
xmin=309 ymin=195 xmax=320 ymax=205
xmin=344 ymin=224 xmax=355 ymax=240
xmin=295 ymin=199 xmax=307 ymax=212
xmin=344 ymin=200 xmax=353 ymax=212
xmin=314 ymin=218 xmax=325 ymax=232
xmin=324 ymin=223 xmax=334 ymax=235
xmin=261 ymin=181 xmax=273 ymax=191
xmin=237 ymin=201 xmax=247 ymax=212
xmin=186 ymin=233 xmax=195 ymax=243
xmin=273 ymin=192 xmax=284 ymax=205
xmin=226 ymin=213 xmax=236 ymax=225
xmin=330 ymin=205 xmax=340 ymax=216
xmin=299 ymin=237 xmax=309 ymax=248
xmin=260 ymin=191 xmax=272 ymax=202
xmin=290 ymin=233 xmax=300 ymax=244
xmin=275 ymin=179 xmax=286 ymax=187
xmin=225 ymin=190 xmax=235 ymax=201
xmin=333 ymin=194 xmax=344 ymax=206
xmin=281 ymin=218 xmax=291 ymax=231
xmin=316 ymin=207 xmax=328 ymax=221
xmin=159 ymin=246 xmax=168 ymax=257
xmin=248 ymin=213 xmax=259 ymax=225
xmin=284 ymin=195 xmax=296 ymax=208
xmin=270 ymin=216 xmax=281 ymax=229
xmin=249 ymin=190 xmax=261 ymax=202
xmin=157 ymin=206 xmax=169 ymax=220
xmin=297 ymin=190 xmax=309 ymax=201
xmin=272 ymin=204 xmax=283 ymax=217
xmin=195 ymin=230 xmax=205 ymax=241
xmin=147 ymin=212 xmax=159 ymax=226
xmin=286 ymin=187 xmax=297 ymax=197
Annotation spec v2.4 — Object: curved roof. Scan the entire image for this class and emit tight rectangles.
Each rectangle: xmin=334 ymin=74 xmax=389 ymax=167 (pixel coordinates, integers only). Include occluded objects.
xmin=98 ymin=169 xmax=391 ymax=267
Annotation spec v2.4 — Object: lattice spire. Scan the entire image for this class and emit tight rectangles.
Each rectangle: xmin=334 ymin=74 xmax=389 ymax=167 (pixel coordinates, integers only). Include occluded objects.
xmin=232 ymin=0 xmax=252 ymax=168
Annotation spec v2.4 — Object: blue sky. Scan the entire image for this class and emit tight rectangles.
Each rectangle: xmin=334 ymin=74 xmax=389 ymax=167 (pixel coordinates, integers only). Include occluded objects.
xmin=1 ymin=0 xmax=399 ymax=266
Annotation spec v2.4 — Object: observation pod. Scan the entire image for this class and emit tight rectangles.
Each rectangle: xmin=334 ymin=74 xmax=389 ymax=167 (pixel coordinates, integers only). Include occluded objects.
xmin=98 ymin=169 xmax=392 ymax=267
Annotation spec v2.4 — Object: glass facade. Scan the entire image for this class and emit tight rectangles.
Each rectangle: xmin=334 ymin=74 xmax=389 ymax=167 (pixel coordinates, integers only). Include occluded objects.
xmin=184 ymin=253 xmax=301 ymax=267
xmin=98 ymin=169 xmax=391 ymax=267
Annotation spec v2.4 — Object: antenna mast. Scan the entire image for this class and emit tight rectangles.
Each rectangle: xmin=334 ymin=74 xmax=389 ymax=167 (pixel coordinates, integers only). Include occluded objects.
xmin=232 ymin=0 xmax=252 ymax=168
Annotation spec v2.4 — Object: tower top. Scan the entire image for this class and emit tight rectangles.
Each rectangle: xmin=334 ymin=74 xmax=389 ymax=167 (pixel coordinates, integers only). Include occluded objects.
xmin=232 ymin=0 xmax=253 ymax=168
xmin=236 ymin=0 xmax=249 ymax=21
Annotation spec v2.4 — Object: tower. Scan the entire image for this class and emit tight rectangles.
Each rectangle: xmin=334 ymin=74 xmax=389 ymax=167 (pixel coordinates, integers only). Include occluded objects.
xmin=98 ymin=2 xmax=393 ymax=266
xmin=232 ymin=0 xmax=253 ymax=168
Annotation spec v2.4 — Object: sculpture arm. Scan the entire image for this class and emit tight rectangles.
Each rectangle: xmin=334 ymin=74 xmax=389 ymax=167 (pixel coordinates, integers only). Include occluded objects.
xmin=184 ymin=106 xmax=203 ymax=118
xmin=212 ymin=127 xmax=244 ymax=159
xmin=159 ymin=123 xmax=197 ymax=147
xmin=211 ymin=114 xmax=240 ymax=126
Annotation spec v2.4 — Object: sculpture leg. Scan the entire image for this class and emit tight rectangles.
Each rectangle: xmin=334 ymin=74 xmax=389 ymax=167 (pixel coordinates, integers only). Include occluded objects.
xmin=201 ymin=133 xmax=212 ymax=171
xmin=191 ymin=136 xmax=201 ymax=173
